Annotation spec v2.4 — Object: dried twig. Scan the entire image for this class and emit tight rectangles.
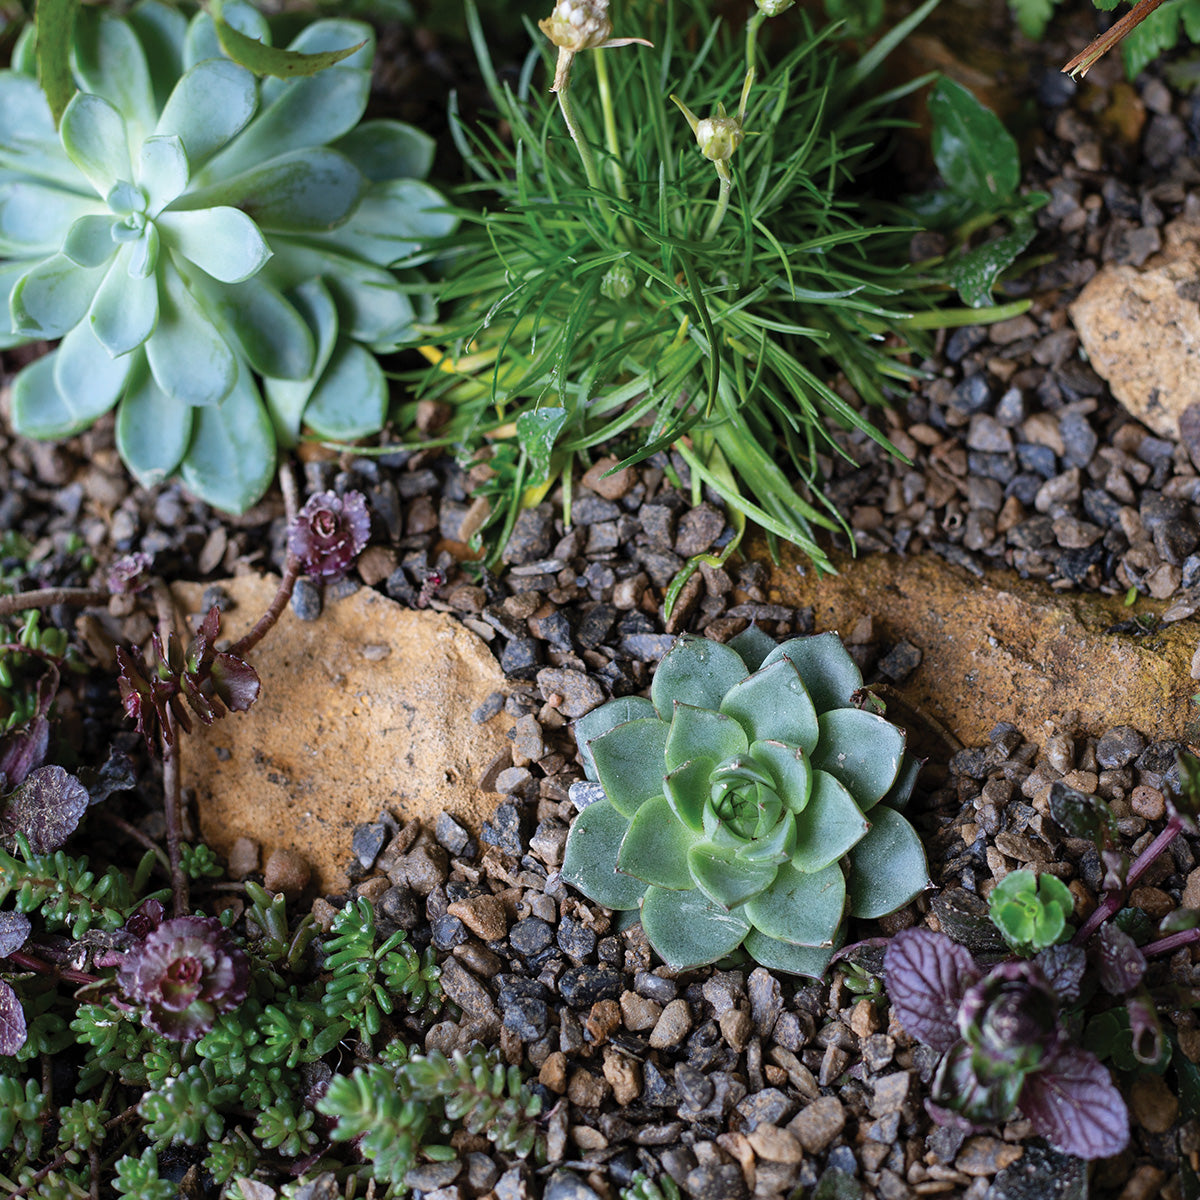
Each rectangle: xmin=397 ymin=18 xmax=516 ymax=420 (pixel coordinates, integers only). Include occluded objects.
xmin=1063 ymin=0 xmax=1167 ymax=78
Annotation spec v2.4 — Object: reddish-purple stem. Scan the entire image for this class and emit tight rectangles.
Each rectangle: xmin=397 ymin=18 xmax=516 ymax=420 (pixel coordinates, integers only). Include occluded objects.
xmin=5 ymin=949 xmax=100 ymax=986
xmin=1143 ymin=926 xmax=1200 ymax=959
xmin=229 ymin=556 xmax=301 ymax=658
xmin=1073 ymin=815 xmax=1183 ymax=946
xmin=0 ymin=586 xmax=109 ymax=617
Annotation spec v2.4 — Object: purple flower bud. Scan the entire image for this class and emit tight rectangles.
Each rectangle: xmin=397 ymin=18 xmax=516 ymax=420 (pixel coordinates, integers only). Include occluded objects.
xmin=287 ymin=491 xmax=371 ymax=579
xmin=118 ymin=915 xmax=248 ymax=1041
xmin=106 ymin=552 xmax=153 ymax=595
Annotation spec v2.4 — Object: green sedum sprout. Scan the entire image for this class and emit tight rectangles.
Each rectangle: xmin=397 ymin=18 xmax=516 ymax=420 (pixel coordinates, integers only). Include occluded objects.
xmin=988 ymin=867 xmax=1075 ymax=953
xmin=560 ymin=627 xmax=930 ymax=975
xmin=0 ymin=1 xmax=454 ymax=513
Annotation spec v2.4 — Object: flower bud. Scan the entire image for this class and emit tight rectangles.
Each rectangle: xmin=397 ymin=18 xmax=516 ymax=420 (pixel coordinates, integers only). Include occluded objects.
xmin=756 ymin=0 xmax=796 ymax=14
xmin=601 ymin=262 xmax=636 ymax=301
xmin=695 ymin=114 xmax=744 ymax=164
xmin=539 ymin=0 xmax=613 ymax=52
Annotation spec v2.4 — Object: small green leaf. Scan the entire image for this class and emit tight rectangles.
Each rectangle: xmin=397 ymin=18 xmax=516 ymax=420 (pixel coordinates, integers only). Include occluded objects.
xmin=811 ymin=709 xmax=905 ymax=810
xmin=10 ymin=253 xmax=106 ymax=338
xmin=950 ymin=221 xmax=1036 ymax=307
xmin=745 ymin=861 xmax=845 ymax=947
xmin=155 ymin=58 xmax=257 ymax=167
xmin=302 ymin=341 xmax=387 ymax=440
xmin=846 ymin=806 xmax=929 ymax=919
xmin=726 ymin=625 xmax=776 ymax=673
xmin=652 ymin=634 xmax=748 ymax=719
xmin=516 ymin=407 xmax=569 ymax=488
xmin=213 ymin=5 xmax=367 ymax=79
xmin=760 ymin=633 xmax=863 ymax=714
xmin=158 ymin=207 xmax=270 ymax=284
xmin=61 ymin=213 xmax=118 ymax=267
xmin=640 ymin=885 xmax=750 ymax=970
xmin=589 ymin=717 xmax=669 ymax=819
xmin=138 ymin=134 xmax=189 ymax=216
xmin=1121 ymin=0 xmax=1182 ymax=79
xmin=617 ymin=795 xmax=697 ymax=889
xmin=790 ymin=770 xmax=871 ymax=873
xmin=665 ymin=703 xmax=748 ymax=772
xmin=663 ymin=755 xmax=714 ymax=833
xmin=88 ymin=245 xmax=158 ymax=355
xmin=177 ymin=362 xmax=276 ymax=513
xmin=688 ymin=841 xmax=779 ymax=909
xmin=720 ymin=658 xmax=819 ymax=753
xmin=749 ymin=740 xmax=812 ymax=814
xmin=263 ymin=278 xmax=338 ymax=446
xmin=742 ymin=928 xmax=839 ymax=978
xmin=928 ymin=77 xmax=1020 ymax=207
xmin=116 ymin=357 xmax=193 ymax=488
xmin=3 ymin=187 xmax=105 ymax=257
xmin=33 ymin=0 xmax=79 ymax=127
xmin=59 ymin=92 xmax=132 ymax=195
xmin=573 ymin=697 xmax=657 ymax=781
xmin=1009 ymin=0 xmax=1057 ymax=39
xmin=561 ymin=798 xmax=645 ymax=911
xmin=54 ymin=318 xmax=135 ymax=416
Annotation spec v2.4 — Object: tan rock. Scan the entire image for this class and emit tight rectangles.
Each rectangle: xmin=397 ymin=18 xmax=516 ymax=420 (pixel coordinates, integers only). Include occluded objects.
xmin=1070 ymin=216 xmax=1200 ymax=439
xmin=176 ymin=575 xmax=513 ymax=893
xmin=758 ymin=539 xmax=1200 ymax=748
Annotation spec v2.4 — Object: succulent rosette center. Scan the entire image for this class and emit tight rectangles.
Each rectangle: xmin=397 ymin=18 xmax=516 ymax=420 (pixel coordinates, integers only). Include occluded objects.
xmin=561 ymin=628 xmax=930 ymax=976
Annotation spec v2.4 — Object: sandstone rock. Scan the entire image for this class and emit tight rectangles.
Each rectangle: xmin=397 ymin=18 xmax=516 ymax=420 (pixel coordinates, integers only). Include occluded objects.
xmin=177 ymin=575 xmax=513 ymax=892
xmin=761 ymin=540 xmax=1198 ymax=747
xmin=1070 ymin=216 xmax=1200 ymax=439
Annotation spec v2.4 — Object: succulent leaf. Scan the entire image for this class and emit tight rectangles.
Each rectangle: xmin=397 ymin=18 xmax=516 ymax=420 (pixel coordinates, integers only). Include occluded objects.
xmin=2 ymin=185 xmax=102 ymax=256
xmin=138 ymin=134 xmax=189 ymax=216
xmin=761 ymin=632 xmax=862 ymax=712
xmin=744 ymin=860 xmax=845 ymax=946
xmin=616 ymin=794 xmax=697 ymax=889
xmin=559 ymin=797 xmax=646 ymax=910
xmin=726 ymin=623 xmax=778 ymax=672
xmin=13 ymin=349 xmax=110 ymax=437
xmin=589 ymin=717 xmax=669 ymax=818
xmin=183 ymin=2 xmax=271 ymax=71
xmin=664 ymin=702 xmax=748 ymax=772
xmin=11 ymin=253 xmax=106 ymax=338
xmin=574 ymin=696 xmax=657 ymax=781
xmin=789 ymin=769 xmax=868 ymax=872
xmin=748 ymin=739 xmax=812 ymax=815
xmin=846 ymin=804 xmax=929 ymax=918
xmin=336 ymin=121 xmax=436 ymax=184
xmin=90 ymin=245 xmax=159 ymax=354
xmin=639 ymin=885 xmax=751 ymax=971
xmin=59 ymin=92 xmax=132 ymax=195
xmin=688 ymin=840 xmax=779 ymax=908
xmin=116 ymin=360 xmax=193 ymax=487
xmin=262 ymin=276 xmax=338 ymax=444
xmin=743 ymin=927 xmax=838 ymax=978
xmin=719 ymin=657 xmax=819 ymax=751
xmin=61 ymin=213 xmax=120 ymax=267
xmin=155 ymin=59 xmax=257 ymax=167
xmin=301 ymin=340 xmax=388 ymax=440
xmin=650 ymin=633 xmax=748 ymax=717
xmin=811 ymin=708 xmax=905 ymax=808
xmin=72 ymin=11 xmax=157 ymax=141
xmin=54 ymin=320 xmax=137 ymax=414
xmin=663 ymin=754 xmax=714 ymax=832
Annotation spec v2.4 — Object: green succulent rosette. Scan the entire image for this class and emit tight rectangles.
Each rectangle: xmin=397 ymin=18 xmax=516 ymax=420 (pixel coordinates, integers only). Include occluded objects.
xmin=0 ymin=1 xmax=455 ymax=512
xmin=561 ymin=628 xmax=930 ymax=976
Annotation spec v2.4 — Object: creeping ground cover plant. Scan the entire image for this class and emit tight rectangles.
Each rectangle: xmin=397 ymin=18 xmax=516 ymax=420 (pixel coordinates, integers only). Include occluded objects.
xmin=560 ymin=626 xmax=929 ymax=975
xmin=0 ymin=1 xmax=454 ymax=512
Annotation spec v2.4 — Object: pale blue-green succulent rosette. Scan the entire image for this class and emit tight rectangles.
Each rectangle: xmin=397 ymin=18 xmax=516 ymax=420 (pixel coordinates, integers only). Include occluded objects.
xmin=561 ymin=628 xmax=930 ymax=976
xmin=0 ymin=2 xmax=455 ymax=512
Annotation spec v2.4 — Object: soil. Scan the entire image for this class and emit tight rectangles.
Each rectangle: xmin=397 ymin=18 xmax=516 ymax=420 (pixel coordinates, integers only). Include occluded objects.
xmin=2 ymin=2 xmax=1200 ymax=1198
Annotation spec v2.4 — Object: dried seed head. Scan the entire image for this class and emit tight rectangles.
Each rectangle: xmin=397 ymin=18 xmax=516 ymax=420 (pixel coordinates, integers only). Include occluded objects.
xmin=539 ymin=0 xmax=614 ymax=52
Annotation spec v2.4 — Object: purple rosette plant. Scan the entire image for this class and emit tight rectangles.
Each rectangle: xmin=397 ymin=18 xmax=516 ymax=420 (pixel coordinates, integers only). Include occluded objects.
xmin=885 ymin=927 xmax=1129 ymax=1160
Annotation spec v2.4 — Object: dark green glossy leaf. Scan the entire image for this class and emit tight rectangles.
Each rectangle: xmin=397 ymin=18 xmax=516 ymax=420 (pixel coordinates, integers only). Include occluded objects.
xmin=665 ymin=703 xmax=748 ymax=773
xmin=688 ymin=841 xmax=778 ymax=909
xmin=847 ymin=806 xmax=929 ymax=919
xmin=761 ymin=633 xmax=862 ymax=714
xmin=791 ymin=769 xmax=868 ymax=873
xmin=589 ymin=717 xmax=669 ymax=818
xmin=663 ymin=755 xmax=715 ymax=832
xmin=34 ymin=0 xmax=78 ymax=127
xmin=745 ymin=860 xmax=845 ymax=947
xmin=950 ymin=221 xmax=1036 ymax=307
xmin=516 ymin=407 xmax=569 ymax=487
xmin=573 ymin=696 xmax=657 ymax=782
xmin=811 ymin=708 xmax=905 ymax=810
xmin=720 ymin=658 xmax=818 ymax=752
xmin=212 ymin=2 xmax=367 ymax=78
xmin=743 ymin=927 xmax=839 ymax=979
xmin=929 ymin=77 xmax=1019 ymax=207
xmin=651 ymin=634 xmax=748 ymax=719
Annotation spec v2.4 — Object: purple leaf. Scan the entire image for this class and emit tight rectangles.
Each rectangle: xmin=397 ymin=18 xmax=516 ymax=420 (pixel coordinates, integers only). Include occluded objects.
xmin=884 ymin=928 xmax=980 ymax=1053
xmin=1035 ymin=943 xmax=1086 ymax=1003
xmin=0 ymin=980 xmax=26 ymax=1055
xmin=0 ymin=911 xmax=31 ymax=958
xmin=0 ymin=715 xmax=50 ymax=789
xmin=210 ymin=652 xmax=260 ymax=713
xmin=1092 ymin=924 xmax=1145 ymax=996
xmin=1019 ymin=1045 xmax=1129 ymax=1160
xmin=0 ymin=765 xmax=90 ymax=853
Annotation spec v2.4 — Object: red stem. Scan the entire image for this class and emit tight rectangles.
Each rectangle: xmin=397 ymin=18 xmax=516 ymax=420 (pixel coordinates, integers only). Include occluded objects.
xmin=1143 ymin=926 xmax=1200 ymax=958
xmin=5 ymin=949 xmax=100 ymax=986
xmin=229 ymin=556 xmax=301 ymax=658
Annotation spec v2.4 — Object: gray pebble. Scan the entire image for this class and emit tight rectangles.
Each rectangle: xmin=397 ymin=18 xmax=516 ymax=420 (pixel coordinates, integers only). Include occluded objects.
xmin=291 ymin=577 xmax=322 ymax=621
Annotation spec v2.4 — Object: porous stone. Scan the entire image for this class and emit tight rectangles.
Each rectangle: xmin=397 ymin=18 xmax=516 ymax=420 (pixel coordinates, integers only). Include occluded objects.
xmin=180 ymin=576 xmax=514 ymax=891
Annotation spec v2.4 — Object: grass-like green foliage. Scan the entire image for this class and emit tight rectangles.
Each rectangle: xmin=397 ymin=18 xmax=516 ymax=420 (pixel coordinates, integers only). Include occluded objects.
xmin=560 ymin=627 xmax=929 ymax=975
xmin=0 ymin=0 xmax=454 ymax=513
xmin=413 ymin=0 xmax=991 ymax=570
xmin=988 ymin=867 xmax=1075 ymax=953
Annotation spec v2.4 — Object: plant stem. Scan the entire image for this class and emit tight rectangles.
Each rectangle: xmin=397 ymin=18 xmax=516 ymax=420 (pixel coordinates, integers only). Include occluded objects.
xmin=229 ymin=556 xmax=301 ymax=658
xmin=1062 ymin=0 xmax=1167 ymax=78
xmin=0 ymin=587 xmax=109 ymax=617
xmin=704 ymin=172 xmax=733 ymax=242
xmin=152 ymin=582 xmax=188 ymax=918
xmin=746 ymin=10 xmax=766 ymax=75
xmin=1073 ymin=815 xmax=1182 ymax=946
xmin=1143 ymin=926 xmax=1200 ymax=958
xmin=556 ymin=81 xmax=604 ymax=195
xmin=8 ymin=1104 xmax=139 ymax=1200
xmin=6 ymin=949 xmax=100 ymax=986
xmin=593 ymin=48 xmax=628 ymax=203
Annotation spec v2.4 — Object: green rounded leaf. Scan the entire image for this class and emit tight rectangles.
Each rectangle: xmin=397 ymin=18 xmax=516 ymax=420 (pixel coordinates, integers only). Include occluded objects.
xmin=561 ymin=798 xmax=645 ymax=911
xmin=616 ymin=795 xmax=697 ymax=890
xmin=651 ymin=634 xmax=748 ymax=719
xmin=846 ymin=805 xmax=930 ymax=920
xmin=54 ymin=320 xmax=135 ymax=417
xmin=688 ymin=840 xmax=779 ymax=909
xmin=144 ymin=262 xmax=236 ymax=407
xmin=748 ymin=740 xmax=812 ymax=814
xmin=589 ymin=717 xmax=669 ymax=819
xmin=183 ymin=2 xmax=269 ymax=70
xmin=263 ymin=277 xmax=338 ymax=446
xmin=811 ymin=708 xmax=905 ymax=810
xmin=302 ymin=341 xmax=387 ymax=440
xmin=663 ymin=754 xmax=714 ymax=833
xmin=726 ymin=624 xmax=776 ymax=673
xmin=59 ymin=92 xmax=132 ymax=196
xmin=116 ymin=357 xmax=193 ymax=488
xmin=929 ymin=77 xmax=1019 ymax=207
xmin=137 ymin=135 xmax=189 ymax=216
xmin=720 ymin=658 xmax=819 ymax=753
xmin=71 ymin=11 xmax=156 ymax=140
xmin=572 ymin=696 xmax=657 ymax=782
xmin=11 ymin=349 xmax=114 ymax=438
xmin=158 ymin=207 xmax=271 ymax=284
xmin=334 ymin=120 xmax=435 ymax=183
xmin=89 ymin=245 xmax=158 ymax=355
xmin=640 ymin=885 xmax=750 ymax=970
xmin=790 ymin=769 xmax=869 ymax=873
xmin=10 ymin=254 xmax=107 ymax=338
xmin=177 ymin=362 xmax=275 ymax=513
xmin=664 ymin=702 xmax=748 ymax=773
xmin=0 ymin=184 xmax=102 ymax=256
xmin=742 ymin=928 xmax=839 ymax=978
xmin=761 ymin=633 xmax=863 ymax=714
xmin=61 ymin=213 xmax=119 ymax=267
xmin=156 ymin=58 xmax=257 ymax=167
xmin=324 ymin=178 xmax=457 ymax=267
xmin=744 ymin=860 xmax=845 ymax=948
